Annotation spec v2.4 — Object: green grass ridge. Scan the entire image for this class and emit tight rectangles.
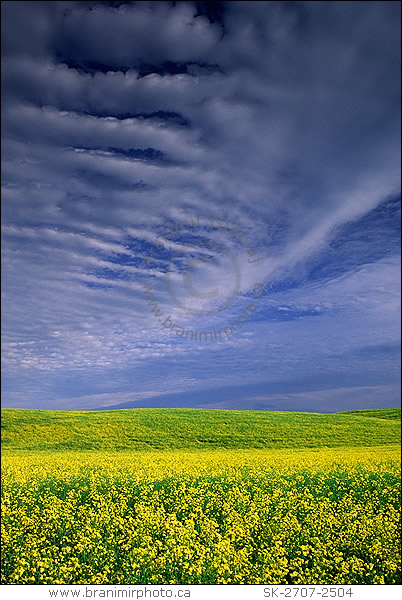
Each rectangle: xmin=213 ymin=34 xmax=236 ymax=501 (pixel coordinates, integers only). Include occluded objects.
xmin=1 ymin=407 xmax=400 ymax=452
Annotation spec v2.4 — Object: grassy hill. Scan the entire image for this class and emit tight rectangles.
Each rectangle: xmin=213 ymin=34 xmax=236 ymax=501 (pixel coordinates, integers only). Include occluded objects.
xmin=1 ymin=407 xmax=400 ymax=452
xmin=337 ymin=408 xmax=401 ymax=420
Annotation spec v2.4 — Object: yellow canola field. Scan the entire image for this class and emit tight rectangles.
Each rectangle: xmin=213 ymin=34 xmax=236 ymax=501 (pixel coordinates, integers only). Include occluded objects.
xmin=1 ymin=446 xmax=401 ymax=585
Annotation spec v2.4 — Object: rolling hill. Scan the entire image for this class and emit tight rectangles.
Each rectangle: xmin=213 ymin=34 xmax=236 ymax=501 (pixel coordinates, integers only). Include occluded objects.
xmin=1 ymin=407 xmax=400 ymax=452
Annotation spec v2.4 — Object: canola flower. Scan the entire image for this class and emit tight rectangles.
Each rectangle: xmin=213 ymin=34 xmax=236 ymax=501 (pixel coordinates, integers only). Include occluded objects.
xmin=1 ymin=446 xmax=400 ymax=585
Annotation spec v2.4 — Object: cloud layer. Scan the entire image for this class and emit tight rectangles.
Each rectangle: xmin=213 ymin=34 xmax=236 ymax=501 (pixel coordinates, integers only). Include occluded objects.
xmin=2 ymin=1 xmax=400 ymax=410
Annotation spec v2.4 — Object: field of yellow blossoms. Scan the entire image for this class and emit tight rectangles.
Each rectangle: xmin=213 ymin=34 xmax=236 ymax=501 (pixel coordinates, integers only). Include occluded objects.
xmin=1 ymin=446 xmax=400 ymax=585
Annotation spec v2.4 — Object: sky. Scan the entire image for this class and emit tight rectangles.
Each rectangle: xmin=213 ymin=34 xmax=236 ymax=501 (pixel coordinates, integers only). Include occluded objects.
xmin=1 ymin=0 xmax=401 ymax=412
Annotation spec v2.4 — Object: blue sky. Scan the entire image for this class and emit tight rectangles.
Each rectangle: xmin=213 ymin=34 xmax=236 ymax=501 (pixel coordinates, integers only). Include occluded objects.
xmin=1 ymin=0 xmax=401 ymax=411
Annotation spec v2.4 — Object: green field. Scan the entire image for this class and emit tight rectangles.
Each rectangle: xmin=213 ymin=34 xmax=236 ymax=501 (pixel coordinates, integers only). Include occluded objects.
xmin=1 ymin=408 xmax=401 ymax=585
xmin=2 ymin=407 xmax=401 ymax=451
